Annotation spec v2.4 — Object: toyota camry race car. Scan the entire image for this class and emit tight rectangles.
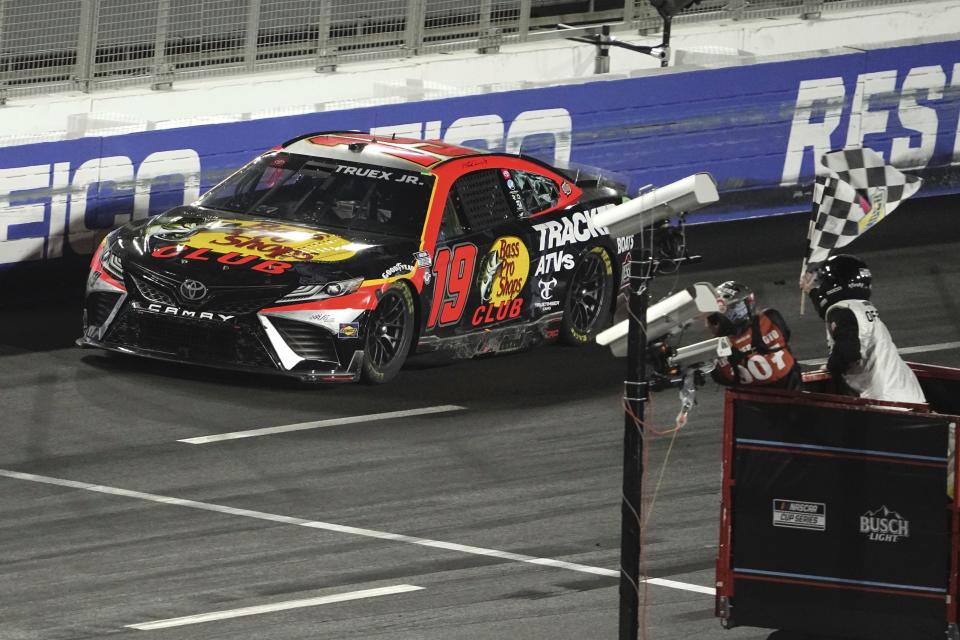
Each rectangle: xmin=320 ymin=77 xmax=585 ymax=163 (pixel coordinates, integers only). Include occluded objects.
xmin=78 ymin=132 xmax=628 ymax=383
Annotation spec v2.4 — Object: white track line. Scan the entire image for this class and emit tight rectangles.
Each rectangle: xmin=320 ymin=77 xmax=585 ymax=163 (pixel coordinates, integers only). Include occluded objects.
xmin=0 ymin=468 xmax=714 ymax=596
xmin=179 ymin=405 xmax=466 ymax=444
xmin=799 ymin=340 xmax=960 ymax=367
xmin=646 ymin=577 xmax=715 ymax=596
xmin=127 ymin=584 xmax=424 ymax=630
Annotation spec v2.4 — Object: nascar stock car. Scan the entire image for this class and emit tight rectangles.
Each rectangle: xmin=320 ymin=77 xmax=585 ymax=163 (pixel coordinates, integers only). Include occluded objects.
xmin=78 ymin=131 xmax=630 ymax=383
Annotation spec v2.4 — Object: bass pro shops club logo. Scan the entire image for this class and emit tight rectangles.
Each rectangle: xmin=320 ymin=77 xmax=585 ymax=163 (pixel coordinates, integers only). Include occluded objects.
xmin=860 ymin=505 xmax=910 ymax=543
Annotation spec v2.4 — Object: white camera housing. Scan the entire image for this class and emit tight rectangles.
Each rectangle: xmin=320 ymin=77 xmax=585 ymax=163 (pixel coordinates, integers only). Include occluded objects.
xmin=592 ymin=173 xmax=719 ymax=239
xmin=669 ymin=337 xmax=725 ymax=370
xmin=595 ymin=282 xmax=719 ymax=357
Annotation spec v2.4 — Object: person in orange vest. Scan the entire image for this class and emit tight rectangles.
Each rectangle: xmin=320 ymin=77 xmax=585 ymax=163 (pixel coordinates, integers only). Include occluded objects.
xmin=707 ymin=281 xmax=802 ymax=391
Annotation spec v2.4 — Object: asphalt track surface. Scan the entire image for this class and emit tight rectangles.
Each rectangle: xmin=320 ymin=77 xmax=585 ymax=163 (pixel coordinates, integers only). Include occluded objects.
xmin=3 ymin=196 xmax=960 ymax=640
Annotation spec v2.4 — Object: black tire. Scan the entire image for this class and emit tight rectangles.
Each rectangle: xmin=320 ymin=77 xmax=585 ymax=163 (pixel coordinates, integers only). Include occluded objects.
xmin=361 ymin=283 xmax=416 ymax=384
xmin=560 ymin=246 xmax=615 ymax=345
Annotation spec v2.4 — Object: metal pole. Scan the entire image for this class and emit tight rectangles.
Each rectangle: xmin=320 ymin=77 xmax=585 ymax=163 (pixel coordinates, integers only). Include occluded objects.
xmin=151 ymin=0 xmax=173 ymax=89
xmin=0 ymin=0 xmax=8 ymax=104
xmin=594 ymin=24 xmax=610 ymax=74
xmin=660 ymin=15 xmax=671 ymax=68
xmin=403 ymin=0 xmax=424 ymax=56
xmin=75 ymin=0 xmax=98 ymax=92
xmin=244 ymin=0 xmax=262 ymax=72
xmin=479 ymin=0 xmax=492 ymax=32
xmin=518 ymin=0 xmax=531 ymax=42
xmin=618 ymin=233 xmax=650 ymax=640
xmin=314 ymin=0 xmax=336 ymax=72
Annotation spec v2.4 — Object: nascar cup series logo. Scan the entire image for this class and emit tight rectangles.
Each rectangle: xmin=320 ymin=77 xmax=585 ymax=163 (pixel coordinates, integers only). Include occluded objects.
xmin=472 ymin=236 xmax=529 ymax=326
xmin=859 ymin=505 xmax=910 ymax=543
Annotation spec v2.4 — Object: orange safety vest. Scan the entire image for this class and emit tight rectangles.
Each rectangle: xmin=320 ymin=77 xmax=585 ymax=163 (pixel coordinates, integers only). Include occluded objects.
xmin=714 ymin=312 xmax=797 ymax=386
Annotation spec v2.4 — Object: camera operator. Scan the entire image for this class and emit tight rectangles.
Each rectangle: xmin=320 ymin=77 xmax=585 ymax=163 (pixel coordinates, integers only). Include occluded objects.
xmin=707 ymin=281 xmax=802 ymax=391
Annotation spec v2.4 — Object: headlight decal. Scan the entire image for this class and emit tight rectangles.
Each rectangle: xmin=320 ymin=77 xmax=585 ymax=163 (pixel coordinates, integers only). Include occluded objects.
xmin=275 ymin=277 xmax=364 ymax=305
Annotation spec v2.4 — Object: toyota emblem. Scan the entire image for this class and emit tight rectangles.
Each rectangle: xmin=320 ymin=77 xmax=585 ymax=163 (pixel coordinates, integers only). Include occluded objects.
xmin=180 ymin=279 xmax=207 ymax=301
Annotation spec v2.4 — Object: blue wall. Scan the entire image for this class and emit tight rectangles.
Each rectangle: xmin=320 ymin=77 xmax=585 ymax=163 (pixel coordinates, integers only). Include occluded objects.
xmin=1 ymin=38 xmax=958 ymax=266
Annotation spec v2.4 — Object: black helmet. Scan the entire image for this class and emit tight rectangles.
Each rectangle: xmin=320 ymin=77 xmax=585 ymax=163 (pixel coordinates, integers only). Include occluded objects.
xmin=708 ymin=281 xmax=755 ymax=335
xmin=808 ymin=254 xmax=872 ymax=318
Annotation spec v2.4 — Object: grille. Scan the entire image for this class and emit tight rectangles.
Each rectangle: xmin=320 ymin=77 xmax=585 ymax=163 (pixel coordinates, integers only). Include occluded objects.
xmin=106 ymin=309 xmax=276 ymax=369
xmin=86 ymin=292 xmax=123 ymax=326
xmin=208 ymin=290 xmax=286 ymax=315
xmin=132 ymin=274 xmax=176 ymax=306
xmin=129 ymin=265 xmax=284 ymax=316
xmin=270 ymin=317 xmax=340 ymax=364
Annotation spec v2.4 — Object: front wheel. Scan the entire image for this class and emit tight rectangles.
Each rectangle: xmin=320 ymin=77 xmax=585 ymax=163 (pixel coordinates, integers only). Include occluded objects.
xmin=361 ymin=284 xmax=416 ymax=384
xmin=560 ymin=246 xmax=614 ymax=345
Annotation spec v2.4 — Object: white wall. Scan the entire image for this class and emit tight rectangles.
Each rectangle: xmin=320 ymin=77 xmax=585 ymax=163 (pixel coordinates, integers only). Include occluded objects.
xmin=1 ymin=0 xmax=958 ymax=145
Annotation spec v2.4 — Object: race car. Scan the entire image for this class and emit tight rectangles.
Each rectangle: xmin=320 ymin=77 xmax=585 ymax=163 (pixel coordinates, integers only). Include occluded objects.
xmin=78 ymin=132 xmax=627 ymax=383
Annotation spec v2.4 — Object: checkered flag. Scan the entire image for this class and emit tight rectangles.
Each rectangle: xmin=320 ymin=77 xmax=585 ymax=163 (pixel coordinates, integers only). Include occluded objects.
xmin=803 ymin=147 xmax=922 ymax=272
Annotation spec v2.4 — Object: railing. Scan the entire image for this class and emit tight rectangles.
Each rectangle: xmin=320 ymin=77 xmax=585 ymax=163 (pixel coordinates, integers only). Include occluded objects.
xmin=0 ymin=0 xmax=922 ymax=99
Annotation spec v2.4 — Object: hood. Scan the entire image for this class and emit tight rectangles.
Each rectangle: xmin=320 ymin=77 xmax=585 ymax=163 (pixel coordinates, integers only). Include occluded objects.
xmin=117 ymin=207 xmax=421 ymax=287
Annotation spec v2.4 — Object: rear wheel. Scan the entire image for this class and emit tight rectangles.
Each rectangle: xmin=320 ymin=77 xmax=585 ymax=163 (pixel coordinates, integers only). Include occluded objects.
xmin=361 ymin=284 xmax=415 ymax=384
xmin=560 ymin=246 xmax=614 ymax=345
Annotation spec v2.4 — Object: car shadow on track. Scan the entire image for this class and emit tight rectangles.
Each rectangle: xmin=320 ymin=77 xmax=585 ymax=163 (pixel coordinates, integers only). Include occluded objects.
xmin=79 ymin=340 xmax=625 ymax=410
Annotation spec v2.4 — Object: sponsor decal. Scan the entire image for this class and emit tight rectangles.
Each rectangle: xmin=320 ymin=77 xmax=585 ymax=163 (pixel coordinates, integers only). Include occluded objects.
xmin=538 ymin=277 xmax=558 ymax=301
xmin=472 ymin=236 xmax=529 ymax=327
xmin=534 ymin=276 xmax=561 ymax=311
xmin=150 ymin=245 xmax=294 ymax=276
xmin=535 ymin=250 xmax=575 ymax=276
xmin=501 ymin=169 xmax=511 ymax=179
xmin=531 ymin=205 xmax=618 ymax=276
xmin=413 ymin=251 xmax=432 ymax=268
xmin=534 ymin=300 xmax=561 ymax=312
xmin=136 ymin=301 xmax=235 ymax=322
xmin=508 ymin=189 xmax=524 ymax=214
xmin=478 ymin=236 xmax=529 ymax=305
xmin=860 ymin=506 xmax=910 ymax=543
xmin=507 ymin=179 xmax=515 ymax=189
xmin=772 ymin=499 xmax=826 ymax=531
xmin=545 ymin=328 xmax=560 ymax=339
xmin=532 ymin=206 xmax=614 ymax=251
xmin=169 ymin=219 xmax=361 ymax=263
xmin=309 ymin=313 xmax=336 ymax=323
xmin=472 ymin=298 xmax=524 ymax=326
xmin=382 ymin=262 xmax=414 ymax=279
xmin=338 ymin=322 xmax=360 ymax=338
xmin=560 ymin=181 xmax=572 ymax=196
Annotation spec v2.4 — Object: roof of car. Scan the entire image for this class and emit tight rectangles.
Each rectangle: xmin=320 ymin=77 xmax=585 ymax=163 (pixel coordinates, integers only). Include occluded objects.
xmin=282 ymin=131 xmax=485 ymax=172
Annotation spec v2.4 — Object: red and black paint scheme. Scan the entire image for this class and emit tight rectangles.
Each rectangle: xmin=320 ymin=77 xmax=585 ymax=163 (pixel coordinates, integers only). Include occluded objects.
xmin=78 ymin=131 xmax=627 ymax=383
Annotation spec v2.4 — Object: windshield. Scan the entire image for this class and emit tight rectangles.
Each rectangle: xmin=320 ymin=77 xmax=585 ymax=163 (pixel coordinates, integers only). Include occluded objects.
xmin=199 ymin=152 xmax=435 ymax=239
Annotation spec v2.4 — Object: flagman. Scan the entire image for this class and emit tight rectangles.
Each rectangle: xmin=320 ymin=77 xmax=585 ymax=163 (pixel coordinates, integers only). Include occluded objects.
xmin=799 ymin=147 xmax=925 ymax=403
xmin=805 ymin=254 xmax=925 ymax=404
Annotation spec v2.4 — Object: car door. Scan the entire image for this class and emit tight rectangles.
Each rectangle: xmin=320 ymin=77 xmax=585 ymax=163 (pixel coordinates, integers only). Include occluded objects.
xmin=423 ymin=167 xmax=539 ymax=340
